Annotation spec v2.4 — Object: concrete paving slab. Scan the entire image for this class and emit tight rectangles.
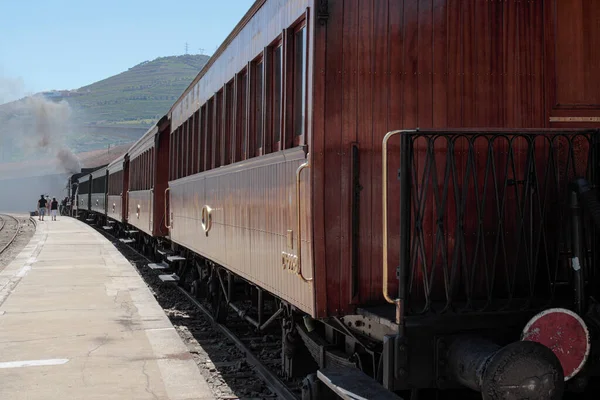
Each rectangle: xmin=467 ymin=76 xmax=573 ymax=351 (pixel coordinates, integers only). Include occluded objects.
xmin=0 ymin=217 xmax=213 ymax=400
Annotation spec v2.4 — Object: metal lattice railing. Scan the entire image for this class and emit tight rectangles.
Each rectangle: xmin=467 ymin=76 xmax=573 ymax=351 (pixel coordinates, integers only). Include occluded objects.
xmin=397 ymin=130 xmax=599 ymax=315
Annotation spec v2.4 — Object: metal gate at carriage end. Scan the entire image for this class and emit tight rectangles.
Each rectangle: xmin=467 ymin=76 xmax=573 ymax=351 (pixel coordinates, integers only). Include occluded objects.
xmin=390 ymin=129 xmax=600 ymax=317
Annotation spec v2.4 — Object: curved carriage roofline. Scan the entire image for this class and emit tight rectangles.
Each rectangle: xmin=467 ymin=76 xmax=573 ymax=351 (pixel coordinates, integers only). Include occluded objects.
xmin=107 ymin=153 xmax=126 ymax=174
xmin=167 ymin=0 xmax=265 ymax=121
xmin=90 ymin=166 xmax=108 ymax=180
xmin=77 ymin=173 xmax=92 ymax=183
xmin=128 ymin=124 xmax=159 ymax=160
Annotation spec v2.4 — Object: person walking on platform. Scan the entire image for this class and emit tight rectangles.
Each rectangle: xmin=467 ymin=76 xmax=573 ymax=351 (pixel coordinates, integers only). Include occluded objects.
xmin=50 ymin=197 xmax=59 ymax=221
xmin=37 ymin=195 xmax=47 ymax=221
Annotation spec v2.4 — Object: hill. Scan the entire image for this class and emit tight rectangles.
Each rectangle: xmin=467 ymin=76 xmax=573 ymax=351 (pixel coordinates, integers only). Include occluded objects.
xmin=44 ymin=54 xmax=210 ymax=128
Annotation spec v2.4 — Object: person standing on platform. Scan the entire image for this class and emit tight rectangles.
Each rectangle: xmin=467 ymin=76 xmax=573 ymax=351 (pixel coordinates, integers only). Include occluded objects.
xmin=37 ymin=195 xmax=47 ymax=221
xmin=50 ymin=197 xmax=59 ymax=221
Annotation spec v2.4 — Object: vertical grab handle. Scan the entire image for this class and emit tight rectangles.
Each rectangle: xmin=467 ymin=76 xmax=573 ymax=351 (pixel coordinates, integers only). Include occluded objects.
xmin=164 ymin=187 xmax=171 ymax=229
xmin=296 ymin=156 xmax=312 ymax=282
xmin=382 ymin=130 xmax=415 ymax=311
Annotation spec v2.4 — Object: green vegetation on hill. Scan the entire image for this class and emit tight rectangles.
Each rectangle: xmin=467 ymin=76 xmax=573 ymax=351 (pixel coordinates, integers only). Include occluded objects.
xmin=67 ymin=54 xmax=209 ymax=127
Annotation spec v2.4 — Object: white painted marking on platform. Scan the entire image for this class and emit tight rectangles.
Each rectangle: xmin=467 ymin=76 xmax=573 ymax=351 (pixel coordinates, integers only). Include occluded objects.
xmin=27 ymin=257 xmax=37 ymax=264
xmin=16 ymin=266 xmax=31 ymax=278
xmin=0 ymin=359 xmax=69 ymax=369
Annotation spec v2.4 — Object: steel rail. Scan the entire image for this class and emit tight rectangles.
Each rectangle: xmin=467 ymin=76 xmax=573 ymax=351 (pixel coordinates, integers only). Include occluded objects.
xmin=0 ymin=214 xmax=21 ymax=256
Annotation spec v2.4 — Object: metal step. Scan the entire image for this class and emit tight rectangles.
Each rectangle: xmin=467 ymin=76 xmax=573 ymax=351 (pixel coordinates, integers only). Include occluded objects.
xmin=119 ymin=238 xmax=135 ymax=244
xmin=317 ymin=367 xmax=402 ymax=400
xmin=148 ymin=262 xmax=168 ymax=270
xmin=166 ymin=255 xmax=186 ymax=262
xmin=102 ymin=226 xmax=113 ymax=230
xmin=107 ymin=220 xmax=116 ymax=224
xmin=124 ymin=230 xmax=139 ymax=234
xmin=158 ymin=274 xmax=180 ymax=283
xmin=85 ymin=218 xmax=94 ymax=222
xmin=157 ymin=249 xmax=170 ymax=256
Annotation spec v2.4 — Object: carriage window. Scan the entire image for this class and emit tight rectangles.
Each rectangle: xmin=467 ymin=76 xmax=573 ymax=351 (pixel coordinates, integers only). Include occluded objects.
xmin=236 ymin=71 xmax=248 ymax=161
xmin=206 ymin=97 xmax=214 ymax=170
xmin=144 ymin=151 xmax=148 ymax=188
xmin=148 ymin=147 xmax=154 ymax=189
xmin=192 ymin=110 xmax=199 ymax=173
xmin=272 ymin=44 xmax=283 ymax=149
xmin=134 ymin=159 xmax=137 ymax=190
xmin=169 ymin=132 xmax=174 ymax=181
xmin=186 ymin=120 xmax=192 ymax=177
xmin=293 ymin=25 xmax=307 ymax=139
xmin=183 ymin=121 xmax=189 ymax=177
xmin=179 ymin=126 xmax=184 ymax=178
xmin=215 ymin=90 xmax=223 ymax=168
xmin=141 ymin=154 xmax=145 ymax=189
xmin=224 ymin=80 xmax=234 ymax=165
xmin=108 ymin=171 xmax=122 ymax=195
xmin=254 ymin=60 xmax=264 ymax=155
xmin=199 ymin=105 xmax=206 ymax=172
xmin=131 ymin=161 xmax=135 ymax=190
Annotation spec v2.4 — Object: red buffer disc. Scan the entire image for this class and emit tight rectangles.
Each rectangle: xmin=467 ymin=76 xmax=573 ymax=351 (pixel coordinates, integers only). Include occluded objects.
xmin=521 ymin=308 xmax=590 ymax=381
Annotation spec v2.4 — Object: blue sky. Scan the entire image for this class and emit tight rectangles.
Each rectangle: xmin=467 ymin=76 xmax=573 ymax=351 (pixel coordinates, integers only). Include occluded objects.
xmin=0 ymin=0 xmax=254 ymax=104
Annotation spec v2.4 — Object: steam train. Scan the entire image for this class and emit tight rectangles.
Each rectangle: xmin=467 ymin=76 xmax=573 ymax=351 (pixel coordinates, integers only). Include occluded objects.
xmin=70 ymin=0 xmax=600 ymax=398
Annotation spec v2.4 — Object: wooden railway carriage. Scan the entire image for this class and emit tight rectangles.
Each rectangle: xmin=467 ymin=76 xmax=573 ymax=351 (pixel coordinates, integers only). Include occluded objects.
xmin=126 ymin=116 xmax=171 ymax=238
xmin=89 ymin=167 xmax=108 ymax=215
xmin=167 ymin=0 xmax=315 ymax=318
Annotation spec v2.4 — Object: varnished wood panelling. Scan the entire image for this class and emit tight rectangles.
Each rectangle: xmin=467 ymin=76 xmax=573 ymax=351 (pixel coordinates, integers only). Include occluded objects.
xmin=553 ymin=0 xmax=600 ymax=108
xmin=547 ymin=0 xmax=600 ymax=127
xmin=128 ymin=190 xmax=154 ymax=236
xmin=169 ymin=147 xmax=314 ymax=315
xmin=171 ymin=0 xmax=311 ymax=130
xmin=311 ymin=0 xmax=565 ymax=315
xmin=153 ymin=124 xmax=171 ymax=237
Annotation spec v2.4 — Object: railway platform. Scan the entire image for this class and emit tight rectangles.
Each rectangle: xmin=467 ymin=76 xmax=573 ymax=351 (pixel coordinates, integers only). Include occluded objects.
xmin=0 ymin=217 xmax=213 ymax=400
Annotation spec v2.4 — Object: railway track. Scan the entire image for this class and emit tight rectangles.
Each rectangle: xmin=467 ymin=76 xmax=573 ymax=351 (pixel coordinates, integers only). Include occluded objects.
xmin=89 ymin=219 xmax=301 ymax=400
xmin=0 ymin=214 xmax=22 ymax=256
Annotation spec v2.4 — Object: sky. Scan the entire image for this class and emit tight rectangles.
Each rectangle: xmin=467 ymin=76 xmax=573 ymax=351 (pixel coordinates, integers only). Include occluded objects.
xmin=0 ymin=0 xmax=255 ymax=104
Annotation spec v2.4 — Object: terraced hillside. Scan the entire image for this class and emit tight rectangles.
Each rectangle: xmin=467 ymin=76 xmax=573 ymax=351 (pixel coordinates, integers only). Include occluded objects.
xmin=61 ymin=54 xmax=210 ymax=127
